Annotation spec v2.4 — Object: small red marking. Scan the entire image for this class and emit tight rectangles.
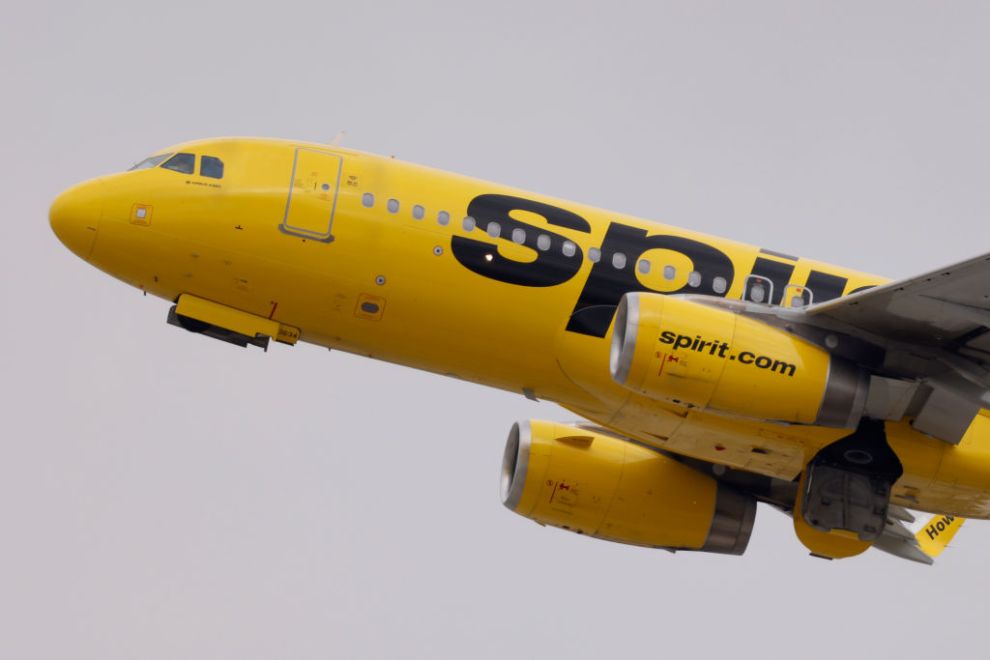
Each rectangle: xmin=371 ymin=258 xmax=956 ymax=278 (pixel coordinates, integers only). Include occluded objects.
xmin=659 ymin=352 xmax=680 ymax=376
xmin=268 ymin=301 xmax=279 ymax=319
xmin=549 ymin=481 xmax=572 ymax=504
xmin=714 ymin=444 xmax=726 ymax=452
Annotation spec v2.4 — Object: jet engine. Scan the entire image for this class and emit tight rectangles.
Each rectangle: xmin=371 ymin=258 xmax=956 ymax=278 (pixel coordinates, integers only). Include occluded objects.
xmin=500 ymin=420 xmax=755 ymax=554
xmin=609 ymin=293 xmax=866 ymax=427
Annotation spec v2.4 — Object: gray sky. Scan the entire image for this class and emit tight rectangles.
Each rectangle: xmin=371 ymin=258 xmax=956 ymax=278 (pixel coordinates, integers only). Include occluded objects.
xmin=4 ymin=2 xmax=990 ymax=658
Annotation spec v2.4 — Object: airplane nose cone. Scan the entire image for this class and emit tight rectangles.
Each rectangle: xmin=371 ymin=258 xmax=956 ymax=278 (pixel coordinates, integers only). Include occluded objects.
xmin=50 ymin=180 xmax=104 ymax=261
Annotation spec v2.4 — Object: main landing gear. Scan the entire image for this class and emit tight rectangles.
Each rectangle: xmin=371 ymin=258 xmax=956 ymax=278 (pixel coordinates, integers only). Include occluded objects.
xmin=800 ymin=418 xmax=904 ymax=542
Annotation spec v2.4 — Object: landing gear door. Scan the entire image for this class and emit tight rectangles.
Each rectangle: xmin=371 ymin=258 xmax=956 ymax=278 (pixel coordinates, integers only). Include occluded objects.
xmin=280 ymin=147 xmax=342 ymax=242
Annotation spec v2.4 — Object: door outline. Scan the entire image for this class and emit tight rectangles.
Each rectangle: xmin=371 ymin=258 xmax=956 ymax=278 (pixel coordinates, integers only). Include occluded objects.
xmin=744 ymin=274 xmax=774 ymax=305
xmin=783 ymin=283 xmax=814 ymax=308
xmin=279 ymin=147 xmax=343 ymax=243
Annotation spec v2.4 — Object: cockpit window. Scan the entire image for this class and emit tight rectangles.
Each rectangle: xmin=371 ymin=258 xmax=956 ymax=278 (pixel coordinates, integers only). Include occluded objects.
xmin=201 ymin=156 xmax=224 ymax=179
xmin=161 ymin=153 xmax=196 ymax=175
xmin=129 ymin=153 xmax=173 ymax=171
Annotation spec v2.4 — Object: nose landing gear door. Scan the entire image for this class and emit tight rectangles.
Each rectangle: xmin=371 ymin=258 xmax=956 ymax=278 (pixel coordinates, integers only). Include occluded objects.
xmin=280 ymin=147 xmax=342 ymax=242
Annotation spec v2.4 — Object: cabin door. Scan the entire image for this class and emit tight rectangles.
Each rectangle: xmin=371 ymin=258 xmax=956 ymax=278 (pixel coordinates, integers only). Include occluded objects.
xmin=280 ymin=147 xmax=342 ymax=242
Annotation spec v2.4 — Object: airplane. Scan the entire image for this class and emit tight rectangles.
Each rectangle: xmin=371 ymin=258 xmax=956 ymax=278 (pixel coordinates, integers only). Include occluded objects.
xmin=49 ymin=137 xmax=988 ymax=564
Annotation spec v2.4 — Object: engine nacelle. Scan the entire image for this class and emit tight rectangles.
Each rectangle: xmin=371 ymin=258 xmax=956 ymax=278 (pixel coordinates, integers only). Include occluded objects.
xmin=500 ymin=420 xmax=755 ymax=554
xmin=610 ymin=293 xmax=866 ymax=427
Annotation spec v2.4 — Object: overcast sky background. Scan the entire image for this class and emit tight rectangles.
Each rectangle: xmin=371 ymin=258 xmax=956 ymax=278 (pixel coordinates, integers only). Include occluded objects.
xmin=3 ymin=2 xmax=990 ymax=658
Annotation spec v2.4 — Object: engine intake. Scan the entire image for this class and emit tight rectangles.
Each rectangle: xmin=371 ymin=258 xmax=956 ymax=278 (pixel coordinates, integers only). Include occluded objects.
xmin=501 ymin=420 xmax=755 ymax=555
xmin=610 ymin=293 xmax=867 ymax=427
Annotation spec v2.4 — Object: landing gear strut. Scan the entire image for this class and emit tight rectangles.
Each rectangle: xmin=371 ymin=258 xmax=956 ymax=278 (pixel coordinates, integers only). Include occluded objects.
xmin=801 ymin=419 xmax=903 ymax=542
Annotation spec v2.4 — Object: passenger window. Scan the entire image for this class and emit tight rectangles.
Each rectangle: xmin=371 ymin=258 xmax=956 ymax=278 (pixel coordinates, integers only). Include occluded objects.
xmin=664 ymin=265 xmax=677 ymax=281
xmin=612 ymin=252 xmax=627 ymax=269
xmin=412 ymin=204 xmax=425 ymax=220
xmin=487 ymin=222 xmax=501 ymax=238
xmin=201 ymin=156 xmax=224 ymax=179
xmin=437 ymin=211 xmax=450 ymax=226
xmin=688 ymin=271 xmax=702 ymax=288
xmin=638 ymin=259 xmax=651 ymax=274
xmin=784 ymin=284 xmax=813 ymax=309
xmin=512 ymin=228 xmax=526 ymax=244
xmin=362 ymin=193 xmax=375 ymax=208
xmin=562 ymin=240 xmax=577 ymax=257
xmin=463 ymin=216 xmax=476 ymax=231
xmin=588 ymin=247 xmax=602 ymax=263
xmin=713 ymin=276 xmax=728 ymax=294
xmin=537 ymin=234 xmax=551 ymax=251
xmin=162 ymin=153 xmax=195 ymax=175
xmin=744 ymin=275 xmax=774 ymax=305
xmin=387 ymin=199 xmax=400 ymax=213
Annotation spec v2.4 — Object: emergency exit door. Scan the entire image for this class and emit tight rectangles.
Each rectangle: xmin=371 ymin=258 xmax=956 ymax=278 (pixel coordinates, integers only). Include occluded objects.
xmin=280 ymin=147 xmax=342 ymax=242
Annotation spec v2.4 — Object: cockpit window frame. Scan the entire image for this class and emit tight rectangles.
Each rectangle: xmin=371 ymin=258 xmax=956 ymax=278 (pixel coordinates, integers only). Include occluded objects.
xmin=161 ymin=153 xmax=196 ymax=175
xmin=128 ymin=153 xmax=173 ymax=171
xmin=201 ymin=155 xmax=224 ymax=179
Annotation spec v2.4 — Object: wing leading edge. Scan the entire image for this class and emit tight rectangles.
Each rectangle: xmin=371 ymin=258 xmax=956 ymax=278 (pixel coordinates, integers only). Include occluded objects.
xmin=807 ymin=251 xmax=990 ymax=352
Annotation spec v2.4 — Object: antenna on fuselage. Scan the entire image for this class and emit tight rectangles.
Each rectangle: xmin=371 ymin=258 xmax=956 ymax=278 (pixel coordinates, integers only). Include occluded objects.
xmin=330 ymin=131 xmax=346 ymax=147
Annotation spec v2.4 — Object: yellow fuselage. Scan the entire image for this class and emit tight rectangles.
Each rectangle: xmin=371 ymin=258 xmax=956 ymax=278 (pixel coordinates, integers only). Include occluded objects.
xmin=50 ymin=137 xmax=990 ymax=518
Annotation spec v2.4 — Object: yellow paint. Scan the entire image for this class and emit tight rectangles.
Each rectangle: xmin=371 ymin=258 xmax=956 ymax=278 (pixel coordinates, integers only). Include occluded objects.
xmin=792 ymin=469 xmax=871 ymax=559
xmin=618 ymin=294 xmax=832 ymax=424
xmin=175 ymin=293 xmax=299 ymax=345
xmin=511 ymin=421 xmax=718 ymax=549
xmin=48 ymin=136 xmax=990 ymax=522
xmin=915 ymin=514 xmax=964 ymax=558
